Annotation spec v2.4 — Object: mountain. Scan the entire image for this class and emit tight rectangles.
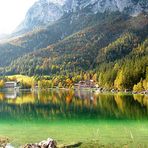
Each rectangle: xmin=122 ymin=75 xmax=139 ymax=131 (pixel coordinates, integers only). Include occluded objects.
xmin=4 ymin=13 xmax=148 ymax=72
xmin=16 ymin=0 xmax=65 ymax=33
xmin=15 ymin=0 xmax=148 ymax=34
xmin=0 ymin=34 xmax=8 ymax=40
xmin=0 ymin=9 xmax=127 ymax=68
xmin=64 ymin=0 xmax=148 ymax=14
xmin=0 ymin=0 xmax=148 ymax=90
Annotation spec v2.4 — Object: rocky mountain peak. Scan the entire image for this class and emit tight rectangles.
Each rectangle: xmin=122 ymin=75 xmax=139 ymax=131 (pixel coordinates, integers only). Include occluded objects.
xmin=16 ymin=0 xmax=148 ymax=33
xmin=16 ymin=0 xmax=64 ymax=33
xmin=64 ymin=0 xmax=148 ymax=14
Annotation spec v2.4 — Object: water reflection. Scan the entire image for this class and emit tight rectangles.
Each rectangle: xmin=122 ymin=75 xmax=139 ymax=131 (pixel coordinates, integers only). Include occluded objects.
xmin=0 ymin=89 xmax=147 ymax=121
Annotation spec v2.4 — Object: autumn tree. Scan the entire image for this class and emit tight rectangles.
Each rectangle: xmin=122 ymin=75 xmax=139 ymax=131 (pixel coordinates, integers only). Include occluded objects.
xmin=133 ymin=79 xmax=144 ymax=92
xmin=0 ymin=80 xmax=4 ymax=89
xmin=114 ymin=70 xmax=125 ymax=90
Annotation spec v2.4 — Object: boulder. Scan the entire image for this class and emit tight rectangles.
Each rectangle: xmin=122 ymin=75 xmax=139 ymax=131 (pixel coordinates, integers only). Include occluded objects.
xmin=39 ymin=138 xmax=57 ymax=148
xmin=23 ymin=138 xmax=82 ymax=148
xmin=23 ymin=138 xmax=57 ymax=148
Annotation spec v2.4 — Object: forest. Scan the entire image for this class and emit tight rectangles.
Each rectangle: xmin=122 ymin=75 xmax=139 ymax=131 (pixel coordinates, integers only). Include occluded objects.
xmin=0 ymin=13 xmax=148 ymax=92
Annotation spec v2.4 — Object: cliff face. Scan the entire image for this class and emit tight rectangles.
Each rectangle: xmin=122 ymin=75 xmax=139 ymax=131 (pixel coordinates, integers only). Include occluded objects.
xmin=65 ymin=0 xmax=148 ymax=14
xmin=16 ymin=0 xmax=64 ymax=33
xmin=16 ymin=0 xmax=148 ymax=33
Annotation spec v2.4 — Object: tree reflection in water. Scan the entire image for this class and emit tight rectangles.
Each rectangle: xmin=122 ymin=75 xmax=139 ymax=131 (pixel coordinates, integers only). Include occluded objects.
xmin=0 ymin=89 xmax=147 ymax=121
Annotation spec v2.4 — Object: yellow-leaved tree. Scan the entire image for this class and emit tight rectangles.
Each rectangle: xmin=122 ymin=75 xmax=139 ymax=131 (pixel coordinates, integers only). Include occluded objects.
xmin=0 ymin=80 xmax=4 ymax=89
xmin=133 ymin=80 xmax=144 ymax=92
xmin=114 ymin=70 xmax=125 ymax=90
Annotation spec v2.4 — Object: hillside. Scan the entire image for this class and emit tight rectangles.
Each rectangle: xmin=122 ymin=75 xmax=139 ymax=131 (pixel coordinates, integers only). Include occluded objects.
xmin=0 ymin=11 xmax=123 ymax=67
xmin=0 ymin=0 xmax=147 ymax=90
xmin=0 ymin=13 xmax=147 ymax=90
xmin=0 ymin=0 xmax=148 ymax=68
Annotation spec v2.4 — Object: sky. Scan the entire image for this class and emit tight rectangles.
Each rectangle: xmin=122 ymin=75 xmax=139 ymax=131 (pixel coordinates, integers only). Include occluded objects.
xmin=0 ymin=0 xmax=37 ymax=35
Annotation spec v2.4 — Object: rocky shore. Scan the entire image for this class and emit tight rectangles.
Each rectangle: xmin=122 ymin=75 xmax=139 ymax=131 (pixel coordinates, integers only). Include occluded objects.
xmin=24 ymin=138 xmax=57 ymax=148
xmin=94 ymin=87 xmax=148 ymax=95
xmin=0 ymin=138 xmax=82 ymax=148
xmin=24 ymin=138 xmax=82 ymax=148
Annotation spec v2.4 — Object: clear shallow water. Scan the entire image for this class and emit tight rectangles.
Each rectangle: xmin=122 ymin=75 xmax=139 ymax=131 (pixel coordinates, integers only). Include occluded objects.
xmin=0 ymin=89 xmax=148 ymax=147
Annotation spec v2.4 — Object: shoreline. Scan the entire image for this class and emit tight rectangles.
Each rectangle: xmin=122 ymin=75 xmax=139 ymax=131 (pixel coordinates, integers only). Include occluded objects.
xmin=1 ymin=136 xmax=148 ymax=148
xmin=0 ymin=87 xmax=148 ymax=96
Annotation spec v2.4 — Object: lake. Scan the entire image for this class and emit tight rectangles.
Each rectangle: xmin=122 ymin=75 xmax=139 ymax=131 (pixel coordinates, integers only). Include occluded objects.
xmin=0 ymin=89 xmax=148 ymax=147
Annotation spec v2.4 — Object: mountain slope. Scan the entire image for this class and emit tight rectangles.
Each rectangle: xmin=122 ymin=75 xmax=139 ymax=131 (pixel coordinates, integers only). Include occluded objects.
xmin=0 ymin=0 xmax=148 ymax=90
xmin=0 ymin=11 xmax=125 ymax=67
xmin=2 ymin=13 xmax=148 ymax=77
xmin=15 ymin=0 xmax=148 ymax=34
xmin=0 ymin=0 xmax=148 ymax=68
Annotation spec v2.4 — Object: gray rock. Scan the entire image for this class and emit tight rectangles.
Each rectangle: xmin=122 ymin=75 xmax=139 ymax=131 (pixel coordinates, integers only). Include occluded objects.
xmin=16 ymin=0 xmax=148 ymax=34
xmin=23 ymin=138 xmax=57 ymax=148
xmin=39 ymin=138 xmax=57 ymax=148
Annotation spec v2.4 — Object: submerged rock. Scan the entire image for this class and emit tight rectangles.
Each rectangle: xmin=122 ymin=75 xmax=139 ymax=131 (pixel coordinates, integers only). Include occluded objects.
xmin=0 ymin=137 xmax=9 ymax=147
xmin=57 ymin=142 xmax=82 ymax=148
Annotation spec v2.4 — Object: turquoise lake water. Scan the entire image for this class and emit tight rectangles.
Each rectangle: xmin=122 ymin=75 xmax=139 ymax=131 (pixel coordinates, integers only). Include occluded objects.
xmin=0 ymin=89 xmax=148 ymax=147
